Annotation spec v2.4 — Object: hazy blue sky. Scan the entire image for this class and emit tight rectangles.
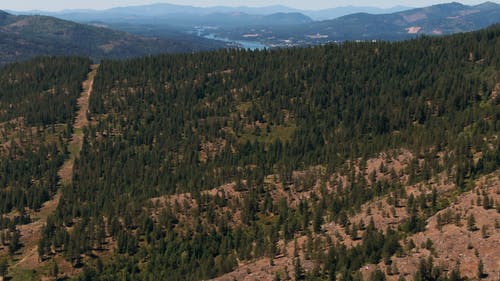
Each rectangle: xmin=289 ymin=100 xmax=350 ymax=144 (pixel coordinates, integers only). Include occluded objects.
xmin=1 ymin=0 xmax=497 ymax=11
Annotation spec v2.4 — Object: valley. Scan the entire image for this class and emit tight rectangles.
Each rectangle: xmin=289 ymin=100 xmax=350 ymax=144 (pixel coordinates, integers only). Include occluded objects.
xmin=3 ymin=2 xmax=499 ymax=61
xmin=18 ymin=2 xmax=500 ymax=49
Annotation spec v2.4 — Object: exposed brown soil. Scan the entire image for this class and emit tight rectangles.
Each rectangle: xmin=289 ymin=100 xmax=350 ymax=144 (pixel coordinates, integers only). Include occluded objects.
xmin=58 ymin=64 xmax=98 ymax=185
xmin=152 ymin=149 xmax=413 ymax=225
xmin=210 ymin=232 xmax=320 ymax=281
xmin=13 ymin=191 xmax=60 ymax=269
xmin=209 ymin=256 xmax=315 ymax=281
xmin=209 ymin=158 xmax=499 ymax=281
xmin=199 ymin=138 xmax=228 ymax=163
xmin=152 ymin=150 xmax=415 ymax=280
xmin=377 ymin=171 xmax=500 ymax=281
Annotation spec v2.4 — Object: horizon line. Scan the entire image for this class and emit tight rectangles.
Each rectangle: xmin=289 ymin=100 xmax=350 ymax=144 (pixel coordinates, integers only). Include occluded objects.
xmin=5 ymin=1 xmax=498 ymax=13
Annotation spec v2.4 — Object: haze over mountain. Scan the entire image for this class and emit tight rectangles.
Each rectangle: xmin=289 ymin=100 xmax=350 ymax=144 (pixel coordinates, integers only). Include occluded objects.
xmin=305 ymin=5 xmax=414 ymax=20
xmin=12 ymin=6 xmax=314 ymax=29
xmin=211 ymin=2 xmax=500 ymax=46
xmin=10 ymin=1 xmax=499 ymax=49
xmin=0 ymin=10 xmax=225 ymax=65
xmin=11 ymin=3 xmax=413 ymax=21
xmin=311 ymin=2 xmax=500 ymax=39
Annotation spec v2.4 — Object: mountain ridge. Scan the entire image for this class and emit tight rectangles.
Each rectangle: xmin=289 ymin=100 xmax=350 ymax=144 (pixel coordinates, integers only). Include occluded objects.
xmin=228 ymin=1 xmax=500 ymax=45
xmin=9 ymin=3 xmax=414 ymax=21
xmin=0 ymin=11 xmax=225 ymax=64
xmin=0 ymin=22 xmax=498 ymax=281
xmin=9 ymin=2 xmax=499 ymax=48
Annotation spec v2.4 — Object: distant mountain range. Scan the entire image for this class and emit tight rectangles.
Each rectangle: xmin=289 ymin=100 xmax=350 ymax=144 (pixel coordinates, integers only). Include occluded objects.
xmin=10 ymin=2 xmax=499 ymax=45
xmin=306 ymin=6 xmax=414 ymax=20
xmin=0 ymin=10 xmax=225 ymax=64
xmin=13 ymin=6 xmax=314 ymax=28
xmin=11 ymin=3 xmax=413 ymax=22
xmin=1 ymin=2 xmax=499 ymax=64
xmin=135 ymin=11 xmax=313 ymax=28
xmin=210 ymin=2 xmax=500 ymax=46
xmin=297 ymin=2 xmax=500 ymax=41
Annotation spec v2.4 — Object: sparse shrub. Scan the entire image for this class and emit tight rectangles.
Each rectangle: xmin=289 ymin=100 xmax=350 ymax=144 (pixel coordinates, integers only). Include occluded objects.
xmin=481 ymin=225 xmax=489 ymax=238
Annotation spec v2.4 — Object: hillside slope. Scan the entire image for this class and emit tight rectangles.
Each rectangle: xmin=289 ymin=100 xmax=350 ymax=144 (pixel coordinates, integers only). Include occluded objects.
xmin=42 ymin=25 xmax=500 ymax=280
xmin=0 ymin=11 xmax=225 ymax=65
xmin=307 ymin=2 xmax=500 ymax=39
xmin=0 ymin=26 xmax=498 ymax=280
xmin=215 ymin=2 xmax=500 ymax=45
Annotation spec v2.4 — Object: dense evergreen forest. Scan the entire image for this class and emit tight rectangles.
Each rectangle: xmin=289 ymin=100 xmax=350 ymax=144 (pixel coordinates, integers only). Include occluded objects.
xmin=0 ymin=26 xmax=498 ymax=280
xmin=0 ymin=57 xmax=90 ymax=270
xmin=42 ymin=26 xmax=499 ymax=280
xmin=0 ymin=57 xmax=90 ymax=216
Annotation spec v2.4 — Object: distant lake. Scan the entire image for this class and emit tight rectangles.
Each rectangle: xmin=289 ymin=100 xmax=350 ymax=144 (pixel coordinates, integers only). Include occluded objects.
xmin=203 ymin=34 xmax=267 ymax=50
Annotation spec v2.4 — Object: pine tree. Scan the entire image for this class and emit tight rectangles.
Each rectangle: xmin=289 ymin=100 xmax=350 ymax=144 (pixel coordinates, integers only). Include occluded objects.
xmin=0 ymin=257 xmax=8 ymax=278
xmin=51 ymin=260 xmax=59 ymax=279
xmin=294 ymin=258 xmax=303 ymax=280
xmin=477 ymin=259 xmax=485 ymax=279
xmin=8 ymin=229 xmax=20 ymax=256
xmin=467 ymin=214 xmax=477 ymax=231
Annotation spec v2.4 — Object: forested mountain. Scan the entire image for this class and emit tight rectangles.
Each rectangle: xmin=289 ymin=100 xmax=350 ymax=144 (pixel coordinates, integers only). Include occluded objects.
xmin=212 ymin=2 xmax=500 ymax=46
xmin=0 ymin=25 xmax=499 ymax=280
xmin=118 ymin=11 xmax=314 ymax=28
xmin=304 ymin=2 xmax=500 ymax=39
xmin=0 ymin=57 xmax=91 ymax=264
xmin=10 ymin=2 xmax=498 ymax=52
xmin=304 ymin=6 xmax=413 ymax=20
xmin=0 ymin=11 xmax=225 ymax=65
xmin=16 ymin=2 xmax=497 ymax=49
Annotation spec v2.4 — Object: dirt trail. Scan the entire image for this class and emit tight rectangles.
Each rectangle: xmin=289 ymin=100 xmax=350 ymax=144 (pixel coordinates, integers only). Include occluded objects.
xmin=58 ymin=64 xmax=99 ymax=185
xmin=14 ymin=64 xmax=99 ymax=270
